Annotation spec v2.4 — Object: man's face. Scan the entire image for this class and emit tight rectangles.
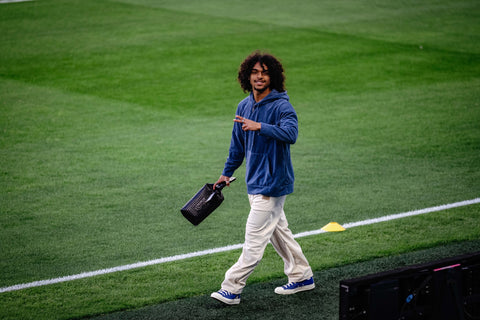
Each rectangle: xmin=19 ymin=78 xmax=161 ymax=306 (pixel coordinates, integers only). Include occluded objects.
xmin=250 ymin=62 xmax=271 ymax=93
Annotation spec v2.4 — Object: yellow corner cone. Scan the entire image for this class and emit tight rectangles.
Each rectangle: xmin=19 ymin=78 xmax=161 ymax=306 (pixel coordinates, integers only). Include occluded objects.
xmin=321 ymin=222 xmax=346 ymax=232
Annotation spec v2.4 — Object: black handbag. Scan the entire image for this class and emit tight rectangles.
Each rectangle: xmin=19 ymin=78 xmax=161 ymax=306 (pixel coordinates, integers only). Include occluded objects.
xmin=180 ymin=177 xmax=236 ymax=226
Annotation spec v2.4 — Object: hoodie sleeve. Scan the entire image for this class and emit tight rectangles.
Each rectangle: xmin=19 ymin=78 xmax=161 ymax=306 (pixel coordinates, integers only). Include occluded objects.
xmin=259 ymin=101 xmax=298 ymax=144
xmin=222 ymin=125 xmax=244 ymax=177
xmin=222 ymin=105 xmax=246 ymax=177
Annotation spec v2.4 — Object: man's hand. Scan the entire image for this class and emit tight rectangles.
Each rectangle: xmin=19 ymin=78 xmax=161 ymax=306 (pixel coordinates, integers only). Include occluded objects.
xmin=213 ymin=175 xmax=231 ymax=190
xmin=234 ymin=115 xmax=261 ymax=131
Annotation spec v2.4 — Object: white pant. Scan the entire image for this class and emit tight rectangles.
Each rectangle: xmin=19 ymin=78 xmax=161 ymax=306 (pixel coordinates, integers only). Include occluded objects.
xmin=221 ymin=194 xmax=313 ymax=294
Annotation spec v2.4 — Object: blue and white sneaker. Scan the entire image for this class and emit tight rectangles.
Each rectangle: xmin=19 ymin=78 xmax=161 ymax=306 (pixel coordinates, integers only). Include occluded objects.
xmin=274 ymin=277 xmax=315 ymax=295
xmin=211 ymin=289 xmax=241 ymax=305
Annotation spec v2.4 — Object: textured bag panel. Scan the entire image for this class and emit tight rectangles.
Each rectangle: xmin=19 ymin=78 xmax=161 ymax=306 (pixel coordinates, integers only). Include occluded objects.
xmin=180 ymin=184 xmax=224 ymax=225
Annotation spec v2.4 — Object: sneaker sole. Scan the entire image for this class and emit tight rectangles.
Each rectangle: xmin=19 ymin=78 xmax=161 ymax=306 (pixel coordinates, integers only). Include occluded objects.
xmin=274 ymin=283 xmax=315 ymax=295
xmin=210 ymin=292 xmax=241 ymax=305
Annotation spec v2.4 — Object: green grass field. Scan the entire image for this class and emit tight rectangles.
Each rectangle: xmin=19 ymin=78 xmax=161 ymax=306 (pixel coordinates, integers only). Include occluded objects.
xmin=1 ymin=0 xmax=479 ymax=319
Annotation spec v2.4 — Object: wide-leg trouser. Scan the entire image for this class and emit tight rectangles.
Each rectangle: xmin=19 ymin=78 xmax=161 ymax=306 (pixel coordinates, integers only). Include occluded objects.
xmin=221 ymin=194 xmax=313 ymax=294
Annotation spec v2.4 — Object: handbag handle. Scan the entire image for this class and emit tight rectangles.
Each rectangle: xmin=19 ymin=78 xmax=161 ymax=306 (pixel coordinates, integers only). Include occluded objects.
xmin=214 ymin=177 xmax=236 ymax=191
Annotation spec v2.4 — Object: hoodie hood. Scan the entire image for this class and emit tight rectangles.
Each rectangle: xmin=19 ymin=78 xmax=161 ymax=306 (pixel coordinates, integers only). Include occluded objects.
xmin=249 ymin=89 xmax=289 ymax=107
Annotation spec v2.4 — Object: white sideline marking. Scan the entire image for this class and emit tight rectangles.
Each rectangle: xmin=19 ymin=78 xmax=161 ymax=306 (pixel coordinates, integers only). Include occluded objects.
xmin=0 ymin=0 xmax=34 ymax=3
xmin=1 ymin=198 xmax=479 ymax=293
xmin=293 ymin=198 xmax=480 ymax=238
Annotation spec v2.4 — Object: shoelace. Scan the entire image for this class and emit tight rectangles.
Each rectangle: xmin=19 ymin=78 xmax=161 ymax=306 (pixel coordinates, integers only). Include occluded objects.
xmin=282 ymin=282 xmax=298 ymax=289
xmin=219 ymin=289 xmax=237 ymax=297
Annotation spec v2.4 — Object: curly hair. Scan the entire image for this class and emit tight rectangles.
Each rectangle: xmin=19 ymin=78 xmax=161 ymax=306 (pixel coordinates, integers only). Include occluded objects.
xmin=238 ymin=50 xmax=286 ymax=93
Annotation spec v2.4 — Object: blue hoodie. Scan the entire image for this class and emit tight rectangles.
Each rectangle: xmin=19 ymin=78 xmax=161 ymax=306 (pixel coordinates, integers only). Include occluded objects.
xmin=222 ymin=89 xmax=298 ymax=197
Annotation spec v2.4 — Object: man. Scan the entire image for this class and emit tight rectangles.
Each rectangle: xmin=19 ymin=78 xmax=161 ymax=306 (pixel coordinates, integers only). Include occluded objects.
xmin=211 ymin=51 xmax=314 ymax=305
